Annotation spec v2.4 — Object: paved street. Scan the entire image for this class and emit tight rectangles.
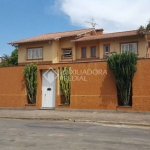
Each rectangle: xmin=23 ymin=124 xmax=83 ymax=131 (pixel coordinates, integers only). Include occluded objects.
xmin=0 ymin=118 xmax=150 ymax=150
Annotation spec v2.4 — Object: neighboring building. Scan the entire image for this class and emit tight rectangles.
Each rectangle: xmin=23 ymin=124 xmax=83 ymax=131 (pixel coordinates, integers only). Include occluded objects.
xmin=8 ymin=28 xmax=150 ymax=65
xmin=0 ymin=55 xmax=2 ymax=63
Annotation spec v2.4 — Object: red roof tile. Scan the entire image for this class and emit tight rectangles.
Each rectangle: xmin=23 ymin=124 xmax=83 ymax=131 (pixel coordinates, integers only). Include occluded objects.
xmin=8 ymin=28 xmax=95 ymax=44
xmin=72 ymin=30 xmax=138 ymax=42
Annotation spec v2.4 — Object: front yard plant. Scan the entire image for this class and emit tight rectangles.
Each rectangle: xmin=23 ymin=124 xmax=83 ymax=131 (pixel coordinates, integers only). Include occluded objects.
xmin=23 ymin=63 xmax=38 ymax=104
xmin=59 ymin=67 xmax=71 ymax=104
xmin=107 ymin=51 xmax=138 ymax=106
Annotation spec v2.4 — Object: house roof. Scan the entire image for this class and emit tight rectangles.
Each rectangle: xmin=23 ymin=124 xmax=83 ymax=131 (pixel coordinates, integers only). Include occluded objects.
xmin=72 ymin=30 xmax=138 ymax=42
xmin=8 ymin=28 xmax=96 ymax=45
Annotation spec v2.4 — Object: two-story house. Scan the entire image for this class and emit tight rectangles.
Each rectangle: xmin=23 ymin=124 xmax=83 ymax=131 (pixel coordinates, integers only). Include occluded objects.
xmin=8 ymin=28 xmax=150 ymax=65
xmin=7 ymin=28 xmax=150 ymax=109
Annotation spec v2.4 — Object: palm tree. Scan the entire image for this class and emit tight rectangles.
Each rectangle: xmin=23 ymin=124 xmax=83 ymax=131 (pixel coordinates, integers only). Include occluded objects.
xmin=0 ymin=49 xmax=18 ymax=67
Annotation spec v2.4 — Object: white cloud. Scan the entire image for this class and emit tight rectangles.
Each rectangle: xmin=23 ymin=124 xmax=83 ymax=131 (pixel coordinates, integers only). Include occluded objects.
xmin=52 ymin=0 xmax=150 ymax=32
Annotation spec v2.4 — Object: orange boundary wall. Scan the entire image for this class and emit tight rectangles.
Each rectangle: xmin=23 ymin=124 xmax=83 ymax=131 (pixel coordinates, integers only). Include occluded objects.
xmin=0 ymin=59 xmax=150 ymax=111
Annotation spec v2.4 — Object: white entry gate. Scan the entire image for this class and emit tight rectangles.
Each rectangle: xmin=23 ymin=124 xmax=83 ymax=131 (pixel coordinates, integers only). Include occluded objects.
xmin=42 ymin=70 xmax=56 ymax=109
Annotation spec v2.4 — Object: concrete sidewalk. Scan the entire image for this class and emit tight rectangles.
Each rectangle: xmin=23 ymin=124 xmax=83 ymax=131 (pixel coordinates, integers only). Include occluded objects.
xmin=0 ymin=108 xmax=150 ymax=127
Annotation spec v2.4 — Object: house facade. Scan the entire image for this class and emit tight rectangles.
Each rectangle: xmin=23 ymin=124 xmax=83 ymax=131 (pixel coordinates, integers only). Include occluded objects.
xmin=8 ymin=28 xmax=150 ymax=65
xmin=5 ymin=28 xmax=150 ymax=111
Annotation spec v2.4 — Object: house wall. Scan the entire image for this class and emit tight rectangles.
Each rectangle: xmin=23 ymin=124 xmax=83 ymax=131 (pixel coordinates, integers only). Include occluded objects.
xmin=37 ymin=62 xmax=117 ymax=110
xmin=76 ymin=40 xmax=99 ymax=59
xmin=38 ymin=60 xmax=150 ymax=111
xmin=99 ymin=36 xmax=147 ymax=58
xmin=59 ymin=37 xmax=76 ymax=61
xmin=68 ymin=62 xmax=117 ymax=109
xmin=0 ymin=66 xmax=40 ymax=108
xmin=132 ymin=59 xmax=150 ymax=111
xmin=18 ymin=35 xmax=147 ymax=64
xmin=18 ymin=37 xmax=76 ymax=64
xmin=52 ymin=40 xmax=59 ymax=63
xmin=18 ymin=41 xmax=52 ymax=64
xmin=75 ymin=36 xmax=146 ymax=60
xmin=0 ymin=59 xmax=150 ymax=111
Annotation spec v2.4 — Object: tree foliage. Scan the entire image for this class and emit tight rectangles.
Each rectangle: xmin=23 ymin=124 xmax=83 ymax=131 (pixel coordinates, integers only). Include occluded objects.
xmin=23 ymin=64 xmax=38 ymax=104
xmin=10 ymin=49 xmax=18 ymax=66
xmin=137 ymin=21 xmax=150 ymax=35
xmin=107 ymin=52 xmax=138 ymax=106
xmin=0 ymin=49 xmax=18 ymax=67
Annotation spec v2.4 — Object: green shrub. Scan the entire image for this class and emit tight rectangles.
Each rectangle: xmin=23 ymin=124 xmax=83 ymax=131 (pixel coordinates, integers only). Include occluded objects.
xmin=23 ymin=64 xmax=38 ymax=104
xmin=107 ymin=51 xmax=137 ymax=105
xmin=59 ymin=67 xmax=71 ymax=104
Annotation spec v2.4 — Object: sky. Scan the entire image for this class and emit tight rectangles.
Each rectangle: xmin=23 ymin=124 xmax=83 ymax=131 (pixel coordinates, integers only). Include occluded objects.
xmin=0 ymin=0 xmax=150 ymax=56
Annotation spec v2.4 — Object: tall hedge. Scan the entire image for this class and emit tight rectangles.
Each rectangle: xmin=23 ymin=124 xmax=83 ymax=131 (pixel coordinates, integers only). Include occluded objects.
xmin=59 ymin=67 xmax=71 ymax=104
xmin=107 ymin=51 xmax=138 ymax=106
xmin=23 ymin=64 xmax=38 ymax=104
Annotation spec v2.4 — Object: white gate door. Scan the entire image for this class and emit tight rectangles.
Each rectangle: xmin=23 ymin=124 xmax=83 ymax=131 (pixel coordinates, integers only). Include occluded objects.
xmin=42 ymin=70 xmax=56 ymax=109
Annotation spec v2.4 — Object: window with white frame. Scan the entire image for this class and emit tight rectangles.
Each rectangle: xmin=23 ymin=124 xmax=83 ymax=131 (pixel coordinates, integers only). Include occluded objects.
xmin=121 ymin=43 xmax=137 ymax=54
xmin=27 ymin=48 xmax=42 ymax=59
xmin=62 ymin=49 xmax=72 ymax=59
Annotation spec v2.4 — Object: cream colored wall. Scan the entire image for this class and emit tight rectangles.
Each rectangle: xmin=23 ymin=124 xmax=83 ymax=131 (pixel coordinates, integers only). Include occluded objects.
xmin=59 ymin=37 xmax=76 ymax=61
xmin=138 ymin=40 xmax=147 ymax=57
xmin=52 ymin=40 xmax=59 ymax=63
xmin=18 ymin=36 xmax=76 ymax=64
xmin=75 ymin=36 xmax=146 ymax=59
xmin=76 ymin=40 xmax=99 ymax=59
xmin=18 ymin=35 xmax=147 ymax=64
xmin=18 ymin=41 xmax=52 ymax=63
xmin=99 ymin=36 xmax=147 ymax=58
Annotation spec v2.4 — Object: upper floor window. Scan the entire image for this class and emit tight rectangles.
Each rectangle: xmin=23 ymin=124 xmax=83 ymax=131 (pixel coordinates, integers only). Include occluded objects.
xmin=81 ymin=47 xmax=86 ymax=58
xmin=62 ymin=49 xmax=72 ymax=59
xmin=104 ymin=45 xmax=110 ymax=55
xmin=91 ymin=46 xmax=96 ymax=57
xmin=27 ymin=47 xmax=42 ymax=59
xmin=121 ymin=43 xmax=137 ymax=54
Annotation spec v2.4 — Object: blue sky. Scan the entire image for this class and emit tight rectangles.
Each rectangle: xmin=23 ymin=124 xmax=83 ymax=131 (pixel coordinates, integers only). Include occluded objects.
xmin=1 ymin=0 xmax=150 ymax=55
xmin=0 ymin=0 xmax=80 ymax=55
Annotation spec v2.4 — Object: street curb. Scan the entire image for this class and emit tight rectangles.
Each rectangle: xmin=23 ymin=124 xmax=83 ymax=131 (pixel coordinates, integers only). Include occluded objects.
xmin=0 ymin=116 xmax=150 ymax=128
xmin=1 ymin=108 xmax=150 ymax=114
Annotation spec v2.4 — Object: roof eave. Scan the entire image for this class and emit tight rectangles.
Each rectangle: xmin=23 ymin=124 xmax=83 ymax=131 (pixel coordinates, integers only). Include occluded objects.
xmin=72 ymin=34 xmax=138 ymax=42
xmin=8 ymin=38 xmax=54 ymax=45
xmin=8 ymin=28 xmax=95 ymax=45
xmin=8 ymin=28 xmax=96 ymax=45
